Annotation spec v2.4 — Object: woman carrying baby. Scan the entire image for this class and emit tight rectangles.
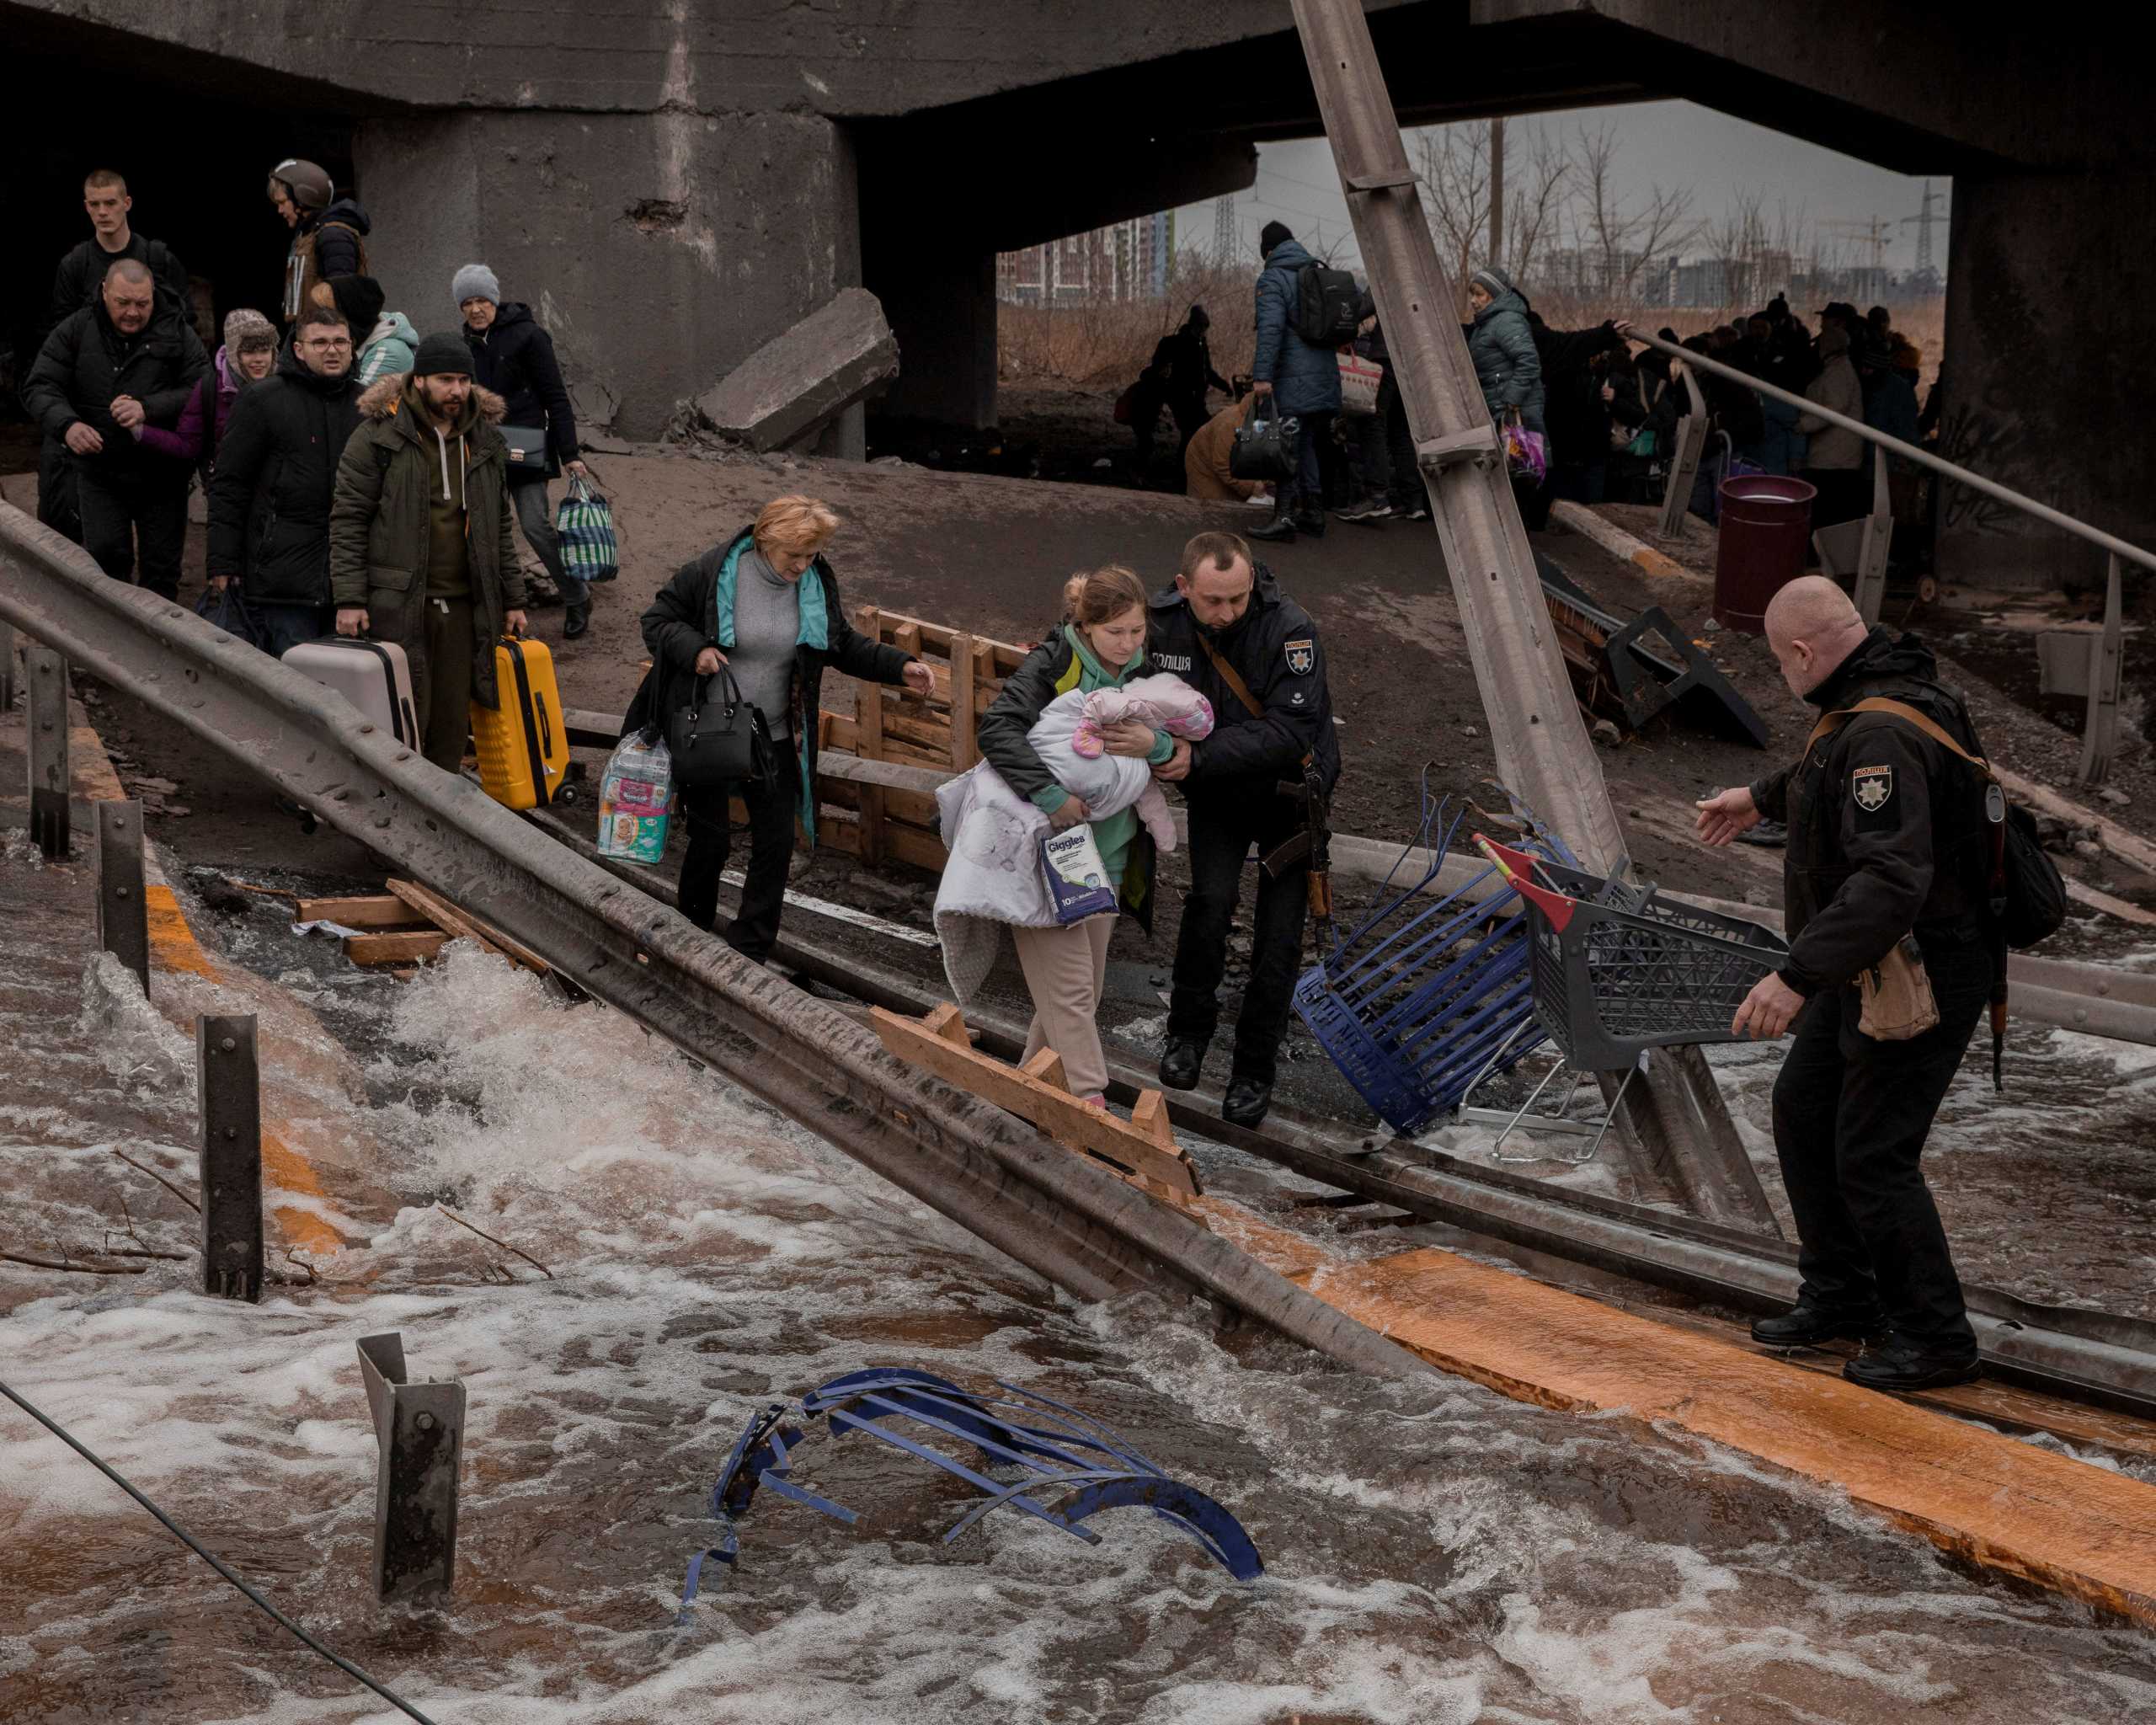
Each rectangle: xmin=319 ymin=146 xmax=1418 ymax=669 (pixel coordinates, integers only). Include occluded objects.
xmin=975 ymin=566 xmax=1177 ymax=1104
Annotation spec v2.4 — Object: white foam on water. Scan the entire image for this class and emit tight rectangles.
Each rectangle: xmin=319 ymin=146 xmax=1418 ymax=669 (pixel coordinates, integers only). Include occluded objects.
xmin=8 ymin=937 xmax=2156 ymax=1723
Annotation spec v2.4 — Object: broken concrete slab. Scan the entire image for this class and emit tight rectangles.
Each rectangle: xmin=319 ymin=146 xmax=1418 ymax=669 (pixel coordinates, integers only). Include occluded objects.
xmin=694 ymin=288 xmax=898 ymax=454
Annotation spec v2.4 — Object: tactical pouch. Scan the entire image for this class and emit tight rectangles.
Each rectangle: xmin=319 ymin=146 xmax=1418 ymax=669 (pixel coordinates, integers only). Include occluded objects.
xmin=1857 ymin=935 xmax=1940 ymax=1041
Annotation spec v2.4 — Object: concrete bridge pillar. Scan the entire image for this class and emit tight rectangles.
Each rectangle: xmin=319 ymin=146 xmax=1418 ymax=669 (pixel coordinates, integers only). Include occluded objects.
xmin=353 ymin=107 xmax=862 ymax=445
xmin=1936 ymin=169 xmax=2156 ymax=589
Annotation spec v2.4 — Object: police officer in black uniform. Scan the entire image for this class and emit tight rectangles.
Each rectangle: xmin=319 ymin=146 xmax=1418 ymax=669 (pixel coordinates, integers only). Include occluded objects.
xmin=1150 ymin=530 xmax=1340 ymax=1126
xmin=1696 ymin=577 xmax=1992 ymax=1391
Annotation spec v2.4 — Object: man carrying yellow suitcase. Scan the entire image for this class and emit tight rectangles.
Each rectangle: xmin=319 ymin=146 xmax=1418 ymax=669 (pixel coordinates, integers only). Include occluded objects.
xmin=328 ymin=332 xmax=528 ymax=774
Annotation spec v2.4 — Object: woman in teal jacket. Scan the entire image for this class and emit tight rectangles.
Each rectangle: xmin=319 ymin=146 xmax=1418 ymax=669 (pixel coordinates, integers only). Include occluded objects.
xmin=976 ymin=565 xmax=1176 ymax=1103
xmin=1465 ymin=264 xmax=1546 ymax=435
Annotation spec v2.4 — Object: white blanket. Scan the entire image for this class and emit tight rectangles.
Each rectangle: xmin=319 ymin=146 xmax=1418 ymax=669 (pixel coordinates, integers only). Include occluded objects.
xmin=932 ymin=690 xmax=1157 ymax=1003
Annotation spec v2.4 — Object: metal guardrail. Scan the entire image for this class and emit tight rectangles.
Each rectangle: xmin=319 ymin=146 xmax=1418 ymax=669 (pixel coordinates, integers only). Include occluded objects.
xmin=1621 ymin=326 xmax=2156 ymax=579
xmin=0 ymin=502 xmax=1428 ymax=1382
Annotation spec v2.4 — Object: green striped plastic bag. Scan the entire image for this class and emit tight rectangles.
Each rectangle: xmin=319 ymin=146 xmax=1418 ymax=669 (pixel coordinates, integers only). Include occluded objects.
xmin=555 ymin=473 xmax=619 ymax=584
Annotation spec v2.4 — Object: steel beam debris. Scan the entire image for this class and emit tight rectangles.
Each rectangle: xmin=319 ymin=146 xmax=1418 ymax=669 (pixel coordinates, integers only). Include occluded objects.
xmin=1656 ymin=360 xmax=1710 ymax=542
xmin=26 ymin=643 xmax=68 ymax=859
xmin=96 ymin=798 xmax=149 ymax=996
xmin=197 ymin=1014 xmax=263 ymax=1302
xmin=357 ymin=1332 xmax=464 ymax=1603
xmin=1289 ymin=0 xmax=1780 ymax=1234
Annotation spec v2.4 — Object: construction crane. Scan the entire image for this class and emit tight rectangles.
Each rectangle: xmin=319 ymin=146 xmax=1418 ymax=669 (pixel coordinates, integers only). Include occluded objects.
xmin=1900 ymin=181 xmax=1949 ymax=279
xmin=1823 ymin=215 xmax=1896 ymax=276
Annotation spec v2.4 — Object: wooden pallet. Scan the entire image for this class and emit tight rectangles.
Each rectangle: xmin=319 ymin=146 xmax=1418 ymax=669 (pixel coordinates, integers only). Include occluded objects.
xmin=871 ymin=1003 xmax=1203 ymax=1203
xmin=815 ymin=606 xmax=1032 ymax=868
xmin=299 ymin=881 xmax=554 ymax=975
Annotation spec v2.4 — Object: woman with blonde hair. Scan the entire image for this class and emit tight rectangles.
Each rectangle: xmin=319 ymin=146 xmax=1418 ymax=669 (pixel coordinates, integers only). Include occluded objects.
xmin=625 ymin=494 xmax=933 ymax=960
xmin=969 ymin=564 xmax=1178 ymax=1103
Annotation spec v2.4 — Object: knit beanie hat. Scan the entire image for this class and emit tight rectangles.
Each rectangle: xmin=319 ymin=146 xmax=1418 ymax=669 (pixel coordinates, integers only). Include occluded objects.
xmin=1258 ymin=220 xmax=1293 ymax=259
xmin=328 ymin=274 xmax=386 ymax=335
xmin=224 ymin=309 xmax=279 ymax=355
xmin=451 ymin=263 xmax=501 ymax=307
xmin=411 ymin=332 xmax=473 ymax=377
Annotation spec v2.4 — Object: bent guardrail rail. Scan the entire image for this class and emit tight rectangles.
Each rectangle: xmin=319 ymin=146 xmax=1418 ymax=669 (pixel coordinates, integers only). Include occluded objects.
xmin=0 ymin=501 xmax=1428 ymax=1382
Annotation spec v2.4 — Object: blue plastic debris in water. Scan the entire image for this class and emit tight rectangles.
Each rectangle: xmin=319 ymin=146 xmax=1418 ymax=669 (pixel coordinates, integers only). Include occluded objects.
xmin=679 ymin=1367 xmax=1262 ymax=1617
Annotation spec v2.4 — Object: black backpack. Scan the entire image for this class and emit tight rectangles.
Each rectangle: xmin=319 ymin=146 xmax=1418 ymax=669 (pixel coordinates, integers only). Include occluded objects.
xmin=1294 ymin=263 xmax=1360 ymax=346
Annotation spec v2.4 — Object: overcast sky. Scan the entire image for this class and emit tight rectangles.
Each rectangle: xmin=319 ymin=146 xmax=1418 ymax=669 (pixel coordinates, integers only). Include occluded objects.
xmin=1177 ymin=100 xmax=1948 ymax=277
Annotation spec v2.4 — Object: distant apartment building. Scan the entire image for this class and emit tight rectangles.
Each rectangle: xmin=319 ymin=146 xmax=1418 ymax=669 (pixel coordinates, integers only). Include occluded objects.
xmin=998 ymin=212 xmax=1177 ymax=304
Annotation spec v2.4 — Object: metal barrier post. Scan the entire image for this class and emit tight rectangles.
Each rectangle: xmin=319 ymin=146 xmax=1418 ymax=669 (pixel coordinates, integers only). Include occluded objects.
xmin=97 ymin=799 xmax=149 ymax=996
xmin=356 ymin=1332 xmax=464 ymax=1603
xmin=1852 ymin=453 xmax=1894 ymax=626
xmin=0 ymin=619 xmax=16 ymax=712
xmin=2082 ymin=553 xmax=2125 ymax=785
xmin=198 ymin=1014 xmax=264 ymax=1302
xmin=1656 ymin=361 xmax=1709 ymax=542
xmin=27 ymin=644 xmax=69 ymax=859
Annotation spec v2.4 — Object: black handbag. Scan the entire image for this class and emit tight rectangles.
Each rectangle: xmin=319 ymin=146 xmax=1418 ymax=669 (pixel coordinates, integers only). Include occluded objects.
xmin=666 ymin=668 xmax=774 ymax=789
xmin=1230 ymin=400 xmax=1297 ymax=482
xmin=499 ymin=424 xmax=555 ymax=484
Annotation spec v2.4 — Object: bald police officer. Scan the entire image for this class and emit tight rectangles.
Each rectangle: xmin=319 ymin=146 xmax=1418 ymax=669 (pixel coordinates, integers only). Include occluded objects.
xmin=1696 ymin=577 xmax=1992 ymax=1391
xmin=1149 ymin=531 xmax=1340 ymax=1127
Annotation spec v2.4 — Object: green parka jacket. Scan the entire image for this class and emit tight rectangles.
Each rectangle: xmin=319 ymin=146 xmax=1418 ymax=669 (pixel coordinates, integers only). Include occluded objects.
xmin=327 ymin=372 xmax=526 ymax=710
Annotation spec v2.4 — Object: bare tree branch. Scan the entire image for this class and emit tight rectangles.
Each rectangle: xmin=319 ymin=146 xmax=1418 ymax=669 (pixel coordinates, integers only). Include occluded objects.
xmin=435 ymin=1204 xmax=553 ymax=1279
xmin=109 ymin=1148 xmax=201 ymax=1215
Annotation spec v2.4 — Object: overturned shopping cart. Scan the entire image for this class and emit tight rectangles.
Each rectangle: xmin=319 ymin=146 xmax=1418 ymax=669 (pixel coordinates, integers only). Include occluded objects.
xmin=1291 ymin=793 xmax=1566 ymax=1138
xmin=1474 ymin=836 xmax=1791 ymax=1158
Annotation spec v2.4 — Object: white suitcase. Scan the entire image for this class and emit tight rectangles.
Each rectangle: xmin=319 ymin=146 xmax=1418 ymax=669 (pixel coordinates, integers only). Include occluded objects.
xmin=284 ymin=638 xmax=420 ymax=748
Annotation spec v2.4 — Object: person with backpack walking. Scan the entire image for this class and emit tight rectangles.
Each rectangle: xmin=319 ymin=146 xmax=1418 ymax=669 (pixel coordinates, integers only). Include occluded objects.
xmin=1693 ymin=577 xmax=2048 ymax=1393
xmin=1247 ymin=222 xmax=1351 ymax=544
xmin=268 ymin=158 xmax=371 ymax=326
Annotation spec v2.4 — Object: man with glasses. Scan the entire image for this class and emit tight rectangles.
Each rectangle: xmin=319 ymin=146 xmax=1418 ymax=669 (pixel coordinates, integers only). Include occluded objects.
xmin=207 ymin=304 xmax=362 ymax=656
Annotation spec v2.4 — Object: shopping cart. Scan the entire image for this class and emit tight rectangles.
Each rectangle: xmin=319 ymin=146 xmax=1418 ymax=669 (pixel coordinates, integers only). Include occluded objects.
xmin=1473 ymin=835 xmax=1790 ymax=1159
xmin=1292 ymin=792 xmax=1566 ymax=1137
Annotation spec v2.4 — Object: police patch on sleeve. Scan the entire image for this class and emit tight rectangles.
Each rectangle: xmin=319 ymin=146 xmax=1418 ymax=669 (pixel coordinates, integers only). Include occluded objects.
xmin=1850 ymin=765 xmax=1896 ymax=830
xmin=1285 ymin=638 xmax=1315 ymax=676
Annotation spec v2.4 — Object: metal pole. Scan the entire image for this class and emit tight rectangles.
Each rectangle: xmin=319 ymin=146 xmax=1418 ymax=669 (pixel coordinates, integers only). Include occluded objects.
xmin=1287 ymin=0 xmax=1780 ymax=1235
xmin=357 ymin=1332 xmax=464 ymax=1604
xmin=1486 ymin=116 xmax=1504 ymax=270
xmin=1851 ymin=450 xmax=1894 ymax=626
xmin=97 ymin=799 xmax=150 ymax=996
xmin=0 ymin=619 xmax=16 ymax=713
xmin=1655 ymin=360 xmax=1709 ymax=542
xmin=198 ymin=1014 xmax=264 ymax=1303
xmin=27 ymin=644 xmax=69 ymax=860
xmin=1621 ymin=326 xmax=2156 ymax=578
xmin=2081 ymin=553 xmax=2124 ymax=785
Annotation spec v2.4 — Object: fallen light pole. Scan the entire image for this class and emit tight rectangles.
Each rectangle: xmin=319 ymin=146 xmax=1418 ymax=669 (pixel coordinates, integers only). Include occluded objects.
xmin=1288 ymin=0 xmax=1779 ymax=1234
xmin=357 ymin=1332 xmax=464 ymax=1604
xmin=197 ymin=1014 xmax=264 ymax=1302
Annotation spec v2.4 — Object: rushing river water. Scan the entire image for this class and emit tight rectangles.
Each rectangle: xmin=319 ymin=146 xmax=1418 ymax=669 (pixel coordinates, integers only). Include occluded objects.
xmin=3 ymin=866 xmax=2155 ymax=1724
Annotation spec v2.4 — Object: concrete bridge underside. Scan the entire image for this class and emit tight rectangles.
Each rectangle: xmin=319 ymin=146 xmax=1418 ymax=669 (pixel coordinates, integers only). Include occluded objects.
xmin=2 ymin=0 xmax=2147 ymax=585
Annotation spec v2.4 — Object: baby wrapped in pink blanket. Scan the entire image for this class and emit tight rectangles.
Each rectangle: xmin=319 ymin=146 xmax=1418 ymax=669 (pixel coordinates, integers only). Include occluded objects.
xmin=1070 ymin=672 xmax=1214 ymax=847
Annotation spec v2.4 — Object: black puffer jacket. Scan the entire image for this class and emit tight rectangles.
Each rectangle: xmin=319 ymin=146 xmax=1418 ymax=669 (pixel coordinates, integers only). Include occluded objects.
xmin=1750 ymin=629 xmax=1992 ymax=996
xmin=1145 ymin=567 xmax=1340 ymax=800
xmin=21 ymin=299 xmax=206 ymax=476
xmin=625 ymin=527 xmax=912 ymax=836
xmin=463 ymin=303 xmax=578 ymax=467
xmin=205 ymin=345 xmax=364 ymax=601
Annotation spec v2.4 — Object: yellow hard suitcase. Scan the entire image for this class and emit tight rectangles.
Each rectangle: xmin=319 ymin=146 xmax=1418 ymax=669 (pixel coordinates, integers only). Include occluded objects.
xmin=471 ymin=635 xmax=569 ymax=809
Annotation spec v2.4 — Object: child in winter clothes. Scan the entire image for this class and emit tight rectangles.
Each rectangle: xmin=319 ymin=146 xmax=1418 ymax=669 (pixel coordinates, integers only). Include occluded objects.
xmin=1068 ymin=671 xmax=1214 ymax=847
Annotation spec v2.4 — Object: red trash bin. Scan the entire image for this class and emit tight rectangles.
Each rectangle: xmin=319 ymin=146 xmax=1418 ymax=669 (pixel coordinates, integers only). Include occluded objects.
xmin=1713 ymin=475 xmax=1817 ymax=634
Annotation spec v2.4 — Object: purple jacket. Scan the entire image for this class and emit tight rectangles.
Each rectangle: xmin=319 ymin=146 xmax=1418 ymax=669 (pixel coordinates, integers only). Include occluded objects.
xmin=136 ymin=345 xmax=242 ymax=467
